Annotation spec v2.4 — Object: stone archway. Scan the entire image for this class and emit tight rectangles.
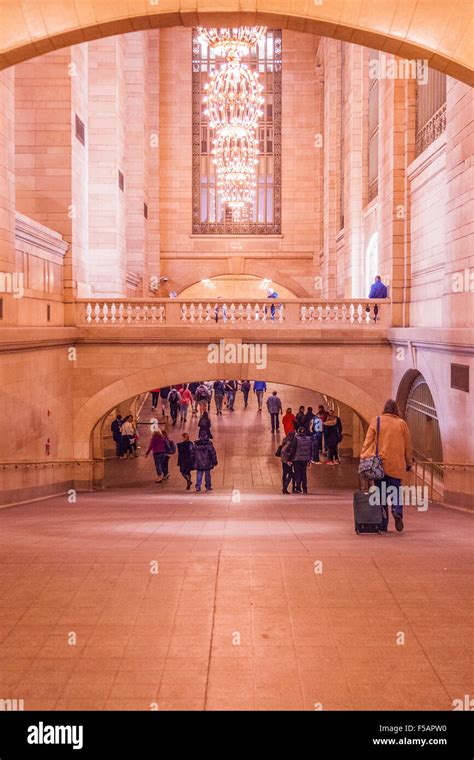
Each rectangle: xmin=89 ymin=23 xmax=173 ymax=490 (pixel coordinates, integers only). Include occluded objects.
xmin=0 ymin=1 xmax=472 ymax=84
xmin=74 ymin=357 xmax=384 ymax=466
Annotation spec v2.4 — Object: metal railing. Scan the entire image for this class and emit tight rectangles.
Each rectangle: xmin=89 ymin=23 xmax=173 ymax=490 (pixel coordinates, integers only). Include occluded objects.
xmin=413 ymin=460 xmax=474 ymax=503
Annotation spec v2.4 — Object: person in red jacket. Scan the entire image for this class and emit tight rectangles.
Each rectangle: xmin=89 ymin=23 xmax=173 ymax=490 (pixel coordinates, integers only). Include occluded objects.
xmin=282 ymin=408 xmax=297 ymax=435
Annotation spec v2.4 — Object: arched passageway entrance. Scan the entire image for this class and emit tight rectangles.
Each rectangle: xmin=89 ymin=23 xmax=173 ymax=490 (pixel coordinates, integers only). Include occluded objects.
xmin=96 ymin=382 xmax=365 ymax=493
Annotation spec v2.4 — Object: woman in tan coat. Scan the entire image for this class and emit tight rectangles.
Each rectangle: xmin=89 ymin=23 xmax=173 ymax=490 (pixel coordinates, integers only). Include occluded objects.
xmin=360 ymin=399 xmax=414 ymax=532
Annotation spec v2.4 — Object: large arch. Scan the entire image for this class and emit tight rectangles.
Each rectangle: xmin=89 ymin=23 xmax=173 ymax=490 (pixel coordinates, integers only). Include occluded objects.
xmin=0 ymin=1 xmax=472 ymax=84
xmin=74 ymin=357 xmax=383 ymax=462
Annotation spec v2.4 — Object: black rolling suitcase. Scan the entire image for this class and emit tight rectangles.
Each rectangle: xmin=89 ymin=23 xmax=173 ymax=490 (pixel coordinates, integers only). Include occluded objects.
xmin=353 ymin=487 xmax=384 ymax=534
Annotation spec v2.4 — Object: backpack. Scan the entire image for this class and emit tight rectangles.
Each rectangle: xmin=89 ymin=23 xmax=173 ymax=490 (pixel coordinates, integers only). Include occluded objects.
xmin=165 ymin=438 xmax=177 ymax=455
xmin=312 ymin=416 xmax=323 ymax=433
xmin=196 ymin=387 xmax=208 ymax=400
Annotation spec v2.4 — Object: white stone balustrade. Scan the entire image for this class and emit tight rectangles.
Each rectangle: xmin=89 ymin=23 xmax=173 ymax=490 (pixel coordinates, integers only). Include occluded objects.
xmin=77 ymin=299 xmax=389 ymax=327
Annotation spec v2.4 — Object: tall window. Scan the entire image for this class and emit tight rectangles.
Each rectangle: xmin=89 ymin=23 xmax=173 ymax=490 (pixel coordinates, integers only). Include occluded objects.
xmin=367 ymin=50 xmax=379 ymax=203
xmin=365 ymin=232 xmax=378 ymax=296
xmin=192 ymin=28 xmax=282 ymax=235
xmin=415 ymin=69 xmax=446 ymax=156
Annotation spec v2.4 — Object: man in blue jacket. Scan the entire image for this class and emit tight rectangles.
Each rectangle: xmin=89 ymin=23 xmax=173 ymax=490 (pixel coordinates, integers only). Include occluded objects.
xmin=368 ymin=275 xmax=388 ymax=299
xmin=253 ymin=380 xmax=267 ymax=411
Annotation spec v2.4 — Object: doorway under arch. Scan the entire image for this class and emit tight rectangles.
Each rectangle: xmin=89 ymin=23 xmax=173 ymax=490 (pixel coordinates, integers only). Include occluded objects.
xmin=178 ymin=275 xmax=296 ymax=300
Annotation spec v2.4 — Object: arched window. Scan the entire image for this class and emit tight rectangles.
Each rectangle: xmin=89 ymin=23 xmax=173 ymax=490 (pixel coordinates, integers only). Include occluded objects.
xmin=405 ymin=375 xmax=443 ymax=480
xmin=365 ymin=232 xmax=378 ymax=297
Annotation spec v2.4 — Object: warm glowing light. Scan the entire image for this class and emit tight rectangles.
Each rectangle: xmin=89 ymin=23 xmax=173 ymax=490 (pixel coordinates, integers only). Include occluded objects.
xmin=197 ymin=27 xmax=266 ymax=59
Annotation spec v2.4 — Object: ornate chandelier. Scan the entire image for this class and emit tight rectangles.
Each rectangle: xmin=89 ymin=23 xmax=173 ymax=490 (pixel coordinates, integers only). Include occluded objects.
xmin=200 ymin=26 xmax=267 ymax=222
xmin=197 ymin=27 xmax=266 ymax=60
xmin=203 ymin=61 xmax=264 ymax=133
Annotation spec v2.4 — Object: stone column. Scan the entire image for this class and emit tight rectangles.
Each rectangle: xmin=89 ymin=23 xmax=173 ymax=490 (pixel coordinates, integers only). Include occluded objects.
xmin=145 ymin=30 xmax=161 ymax=293
xmin=14 ymin=46 xmax=90 ymax=314
xmin=320 ymin=38 xmax=339 ymax=299
xmin=378 ymin=55 xmax=408 ymax=326
xmin=442 ymin=78 xmax=474 ymax=327
xmin=344 ymin=44 xmax=364 ymax=298
xmin=88 ymin=37 xmax=127 ymax=297
xmin=0 ymin=69 xmax=17 ymax=324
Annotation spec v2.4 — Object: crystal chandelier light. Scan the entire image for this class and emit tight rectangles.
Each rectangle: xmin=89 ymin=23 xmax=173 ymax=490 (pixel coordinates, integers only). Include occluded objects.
xmin=200 ymin=26 xmax=267 ymax=222
xmin=197 ymin=27 xmax=266 ymax=60
xmin=203 ymin=61 xmax=264 ymax=133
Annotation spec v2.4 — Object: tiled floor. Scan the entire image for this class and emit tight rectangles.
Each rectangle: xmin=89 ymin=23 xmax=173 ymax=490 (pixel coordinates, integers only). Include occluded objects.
xmin=0 ymin=386 xmax=472 ymax=710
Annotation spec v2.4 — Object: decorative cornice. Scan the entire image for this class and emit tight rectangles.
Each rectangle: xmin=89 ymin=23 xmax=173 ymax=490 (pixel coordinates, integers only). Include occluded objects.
xmin=15 ymin=212 xmax=68 ymax=258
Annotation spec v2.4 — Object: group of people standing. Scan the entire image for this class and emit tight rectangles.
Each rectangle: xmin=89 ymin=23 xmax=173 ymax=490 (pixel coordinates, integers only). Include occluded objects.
xmin=272 ymin=400 xmax=344 ymax=494
xmin=111 ymin=414 xmax=140 ymax=458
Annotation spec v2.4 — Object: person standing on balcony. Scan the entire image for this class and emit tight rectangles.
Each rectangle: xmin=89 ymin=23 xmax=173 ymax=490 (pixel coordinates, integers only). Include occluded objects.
xmin=150 ymin=388 xmax=160 ymax=411
xmin=368 ymin=275 xmax=388 ymax=299
xmin=253 ymin=380 xmax=267 ymax=411
xmin=167 ymin=387 xmax=181 ymax=426
xmin=179 ymin=384 xmax=193 ymax=423
xmin=241 ymin=380 xmax=251 ymax=408
xmin=193 ymin=432 xmax=218 ymax=492
xmin=267 ymin=390 xmax=283 ymax=433
xmin=360 ymin=399 xmax=414 ymax=533
xmin=160 ymin=386 xmax=170 ymax=417
xmin=282 ymin=408 xmax=296 ymax=435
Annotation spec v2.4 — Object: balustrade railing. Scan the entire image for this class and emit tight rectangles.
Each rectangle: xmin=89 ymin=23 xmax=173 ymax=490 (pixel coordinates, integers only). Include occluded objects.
xmin=76 ymin=298 xmax=389 ymax=327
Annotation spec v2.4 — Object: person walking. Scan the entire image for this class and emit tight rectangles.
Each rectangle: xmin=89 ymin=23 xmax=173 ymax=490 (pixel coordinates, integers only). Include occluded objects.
xmin=179 ymin=383 xmax=193 ymax=423
xmin=160 ymin=386 xmax=170 ymax=417
xmin=161 ymin=430 xmax=176 ymax=480
xmin=213 ymin=380 xmax=225 ymax=415
xmin=193 ymin=432 xmax=218 ymax=492
xmin=145 ymin=429 xmax=168 ymax=483
xmin=195 ymin=382 xmax=210 ymax=416
xmin=188 ymin=381 xmax=199 ymax=416
xmin=150 ymin=389 xmax=160 ymax=411
xmin=282 ymin=408 xmax=296 ymax=436
xmin=280 ymin=430 xmax=296 ymax=494
xmin=324 ymin=411 xmax=343 ymax=464
xmin=204 ymin=381 xmax=214 ymax=412
xmin=120 ymin=415 xmax=135 ymax=457
xmin=241 ymin=380 xmax=251 ymax=408
xmin=198 ymin=410 xmax=212 ymax=439
xmin=167 ymin=387 xmax=181 ymax=426
xmin=177 ymin=432 xmax=195 ymax=490
xmin=111 ymin=414 xmax=123 ymax=458
xmin=360 ymin=399 xmax=414 ymax=533
xmin=225 ymin=380 xmax=238 ymax=411
xmin=266 ymin=390 xmax=282 ymax=433
xmin=253 ymin=380 xmax=267 ymax=411
xmin=311 ymin=412 xmax=324 ymax=464
xmin=287 ymin=428 xmax=313 ymax=494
